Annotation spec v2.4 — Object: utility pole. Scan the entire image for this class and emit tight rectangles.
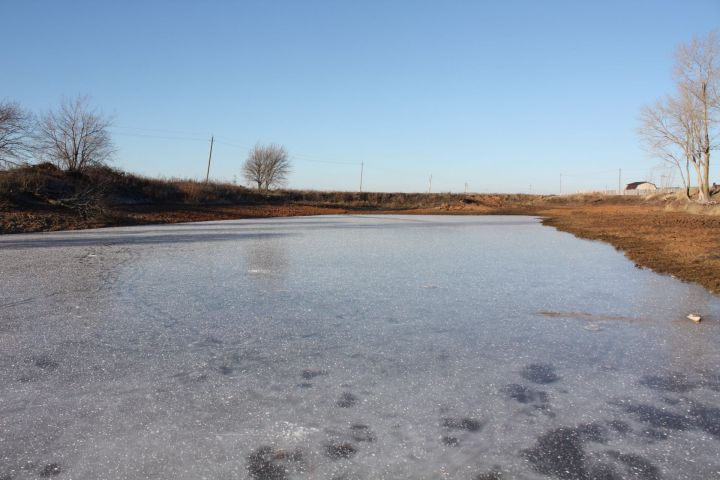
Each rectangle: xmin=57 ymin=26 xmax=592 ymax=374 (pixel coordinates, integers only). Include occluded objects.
xmin=465 ymin=182 xmax=468 ymax=194
xmin=618 ymin=168 xmax=622 ymax=195
xmin=428 ymin=174 xmax=432 ymax=193
xmin=359 ymin=161 xmax=364 ymax=192
xmin=205 ymin=135 xmax=214 ymax=183
xmin=559 ymin=174 xmax=562 ymax=195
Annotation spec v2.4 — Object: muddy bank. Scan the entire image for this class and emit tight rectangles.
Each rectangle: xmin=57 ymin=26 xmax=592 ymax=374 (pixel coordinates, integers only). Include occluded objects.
xmin=0 ymin=203 xmax=352 ymax=234
xmin=537 ymin=204 xmax=720 ymax=295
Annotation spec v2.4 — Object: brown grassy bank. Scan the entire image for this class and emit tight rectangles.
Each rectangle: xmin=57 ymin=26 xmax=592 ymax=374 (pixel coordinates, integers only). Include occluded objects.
xmin=2 ymin=164 xmax=719 ymax=294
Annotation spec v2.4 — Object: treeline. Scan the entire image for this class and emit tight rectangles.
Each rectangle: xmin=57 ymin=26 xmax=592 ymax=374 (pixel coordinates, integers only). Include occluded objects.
xmin=1 ymin=95 xmax=296 ymax=196
xmin=0 ymin=95 xmax=113 ymax=173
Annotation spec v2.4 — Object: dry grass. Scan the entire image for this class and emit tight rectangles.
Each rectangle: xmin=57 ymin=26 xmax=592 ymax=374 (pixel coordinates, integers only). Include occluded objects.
xmin=0 ymin=163 xmax=260 ymax=208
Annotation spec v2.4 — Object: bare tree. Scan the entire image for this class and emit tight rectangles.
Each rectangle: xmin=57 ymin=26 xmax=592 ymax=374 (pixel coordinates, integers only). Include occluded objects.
xmin=674 ymin=31 xmax=719 ymax=202
xmin=242 ymin=144 xmax=291 ymax=191
xmin=639 ymin=92 xmax=699 ymax=199
xmin=36 ymin=96 xmax=115 ymax=172
xmin=0 ymin=101 xmax=34 ymax=168
xmin=639 ymin=32 xmax=719 ymax=202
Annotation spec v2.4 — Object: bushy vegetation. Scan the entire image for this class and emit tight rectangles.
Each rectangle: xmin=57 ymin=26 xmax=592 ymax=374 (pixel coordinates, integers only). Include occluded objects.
xmin=0 ymin=163 xmax=258 ymax=215
xmin=0 ymin=163 xmax=536 ymax=216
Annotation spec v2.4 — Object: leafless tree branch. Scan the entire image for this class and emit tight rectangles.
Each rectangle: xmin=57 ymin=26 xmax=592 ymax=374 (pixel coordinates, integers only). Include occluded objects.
xmin=35 ymin=95 xmax=115 ymax=173
xmin=242 ymin=143 xmax=291 ymax=191
xmin=0 ymin=100 xmax=34 ymax=169
xmin=639 ymin=31 xmax=719 ymax=202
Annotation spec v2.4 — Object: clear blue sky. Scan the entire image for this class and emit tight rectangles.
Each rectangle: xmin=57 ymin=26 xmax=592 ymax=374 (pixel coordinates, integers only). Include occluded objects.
xmin=2 ymin=1 xmax=718 ymax=193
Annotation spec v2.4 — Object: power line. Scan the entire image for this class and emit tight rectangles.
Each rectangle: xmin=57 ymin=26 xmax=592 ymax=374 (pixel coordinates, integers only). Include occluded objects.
xmin=108 ymin=124 xmax=420 ymax=179
xmin=212 ymin=139 xmax=251 ymax=149
xmin=110 ymin=131 xmax=208 ymax=142
xmin=114 ymin=125 xmax=209 ymax=136
xmin=109 ymin=123 xmax=667 ymax=193
xmin=290 ymin=152 xmax=358 ymax=165
xmin=292 ymin=156 xmax=359 ymax=166
xmin=561 ymin=167 xmax=652 ymax=177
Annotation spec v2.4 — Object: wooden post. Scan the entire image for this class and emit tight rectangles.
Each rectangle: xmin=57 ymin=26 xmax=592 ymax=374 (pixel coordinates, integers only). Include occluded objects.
xmin=359 ymin=161 xmax=364 ymax=192
xmin=205 ymin=135 xmax=214 ymax=183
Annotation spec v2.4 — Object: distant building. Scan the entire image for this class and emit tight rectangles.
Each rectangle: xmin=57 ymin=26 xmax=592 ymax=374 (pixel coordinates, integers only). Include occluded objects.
xmin=625 ymin=181 xmax=657 ymax=191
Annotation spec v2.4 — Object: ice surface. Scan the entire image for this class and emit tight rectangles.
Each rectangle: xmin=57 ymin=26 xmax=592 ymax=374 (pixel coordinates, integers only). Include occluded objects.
xmin=1 ymin=215 xmax=719 ymax=479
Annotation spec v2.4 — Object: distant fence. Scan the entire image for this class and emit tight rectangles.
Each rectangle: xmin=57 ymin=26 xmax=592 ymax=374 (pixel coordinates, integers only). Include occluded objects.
xmin=570 ymin=187 xmax=683 ymax=196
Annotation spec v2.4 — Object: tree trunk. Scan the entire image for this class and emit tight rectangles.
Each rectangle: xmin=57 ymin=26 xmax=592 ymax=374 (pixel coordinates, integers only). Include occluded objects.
xmin=691 ymin=156 xmax=708 ymax=202
xmin=701 ymin=82 xmax=711 ymax=203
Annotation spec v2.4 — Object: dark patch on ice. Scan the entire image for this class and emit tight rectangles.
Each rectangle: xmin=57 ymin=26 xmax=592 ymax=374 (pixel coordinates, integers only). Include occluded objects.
xmin=577 ymin=423 xmax=609 ymax=443
xmin=473 ymin=467 xmax=503 ymax=480
xmin=521 ymin=363 xmax=559 ymax=384
xmin=325 ymin=443 xmax=357 ymax=459
xmin=524 ymin=427 xmax=587 ymax=479
xmin=688 ymin=404 xmax=720 ymax=437
xmin=503 ymin=383 xmax=549 ymax=405
xmin=642 ymin=428 xmax=669 ymax=441
xmin=39 ymin=463 xmax=61 ymax=477
xmin=219 ymin=365 xmax=233 ymax=375
xmin=606 ymin=420 xmax=631 ymax=435
xmin=331 ymin=473 xmax=364 ymax=480
xmin=607 ymin=451 xmax=662 ymax=480
xmin=437 ymin=352 xmax=451 ymax=361
xmin=702 ymin=373 xmax=720 ymax=391
xmin=639 ymin=373 xmax=696 ymax=393
xmin=523 ymin=424 xmax=611 ymax=479
xmin=297 ymin=382 xmax=313 ymax=389
xmin=33 ymin=355 xmax=58 ymax=370
xmin=301 ymin=369 xmax=327 ymax=380
xmin=661 ymin=396 xmax=681 ymax=406
xmin=205 ymin=336 xmax=223 ymax=345
xmin=441 ymin=436 xmax=459 ymax=447
xmin=622 ymin=400 xmax=720 ymax=438
xmin=586 ymin=463 xmax=622 ymax=480
xmin=337 ymin=392 xmax=358 ymax=408
xmin=247 ymin=446 xmax=304 ymax=480
xmin=277 ymin=449 xmax=303 ymax=463
xmin=248 ymin=446 xmax=287 ymax=480
xmin=441 ymin=417 xmax=482 ymax=432
xmin=622 ymin=403 xmax=689 ymax=430
xmin=349 ymin=424 xmax=375 ymax=442
xmin=173 ymin=371 xmax=208 ymax=384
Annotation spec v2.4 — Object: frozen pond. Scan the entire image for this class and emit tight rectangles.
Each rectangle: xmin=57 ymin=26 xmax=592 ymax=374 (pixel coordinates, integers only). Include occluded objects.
xmin=1 ymin=215 xmax=719 ymax=479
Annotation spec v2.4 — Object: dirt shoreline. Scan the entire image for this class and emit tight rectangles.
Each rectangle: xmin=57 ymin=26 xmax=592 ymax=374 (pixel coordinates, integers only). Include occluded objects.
xmin=2 ymin=200 xmax=719 ymax=295
xmin=536 ymin=204 xmax=720 ymax=295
